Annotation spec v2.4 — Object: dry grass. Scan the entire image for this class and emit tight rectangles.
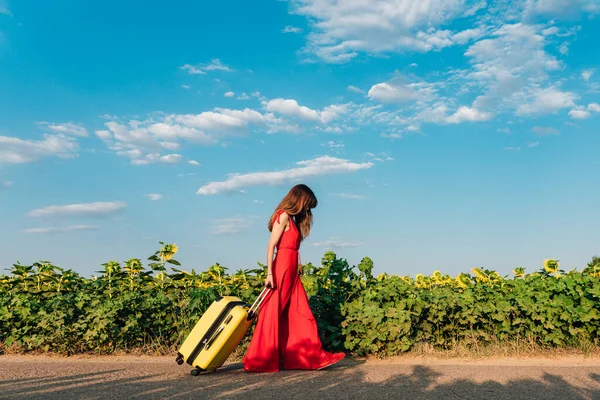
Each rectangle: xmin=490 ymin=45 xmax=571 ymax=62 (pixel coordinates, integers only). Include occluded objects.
xmin=3 ymin=338 xmax=599 ymax=361
xmin=360 ymin=338 xmax=600 ymax=362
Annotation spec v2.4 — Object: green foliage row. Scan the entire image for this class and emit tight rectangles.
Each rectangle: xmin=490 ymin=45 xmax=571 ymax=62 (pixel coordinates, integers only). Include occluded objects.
xmin=342 ymin=256 xmax=600 ymax=355
xmin=1 ymin=243 xmax=599 ymax=356
xmin=0 ymin=243 xmax=254 ymax=354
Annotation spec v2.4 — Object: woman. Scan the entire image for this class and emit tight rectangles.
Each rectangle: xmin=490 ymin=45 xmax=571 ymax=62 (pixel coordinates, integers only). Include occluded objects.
xmin=243 ymin=184 xmax=346 ymax=372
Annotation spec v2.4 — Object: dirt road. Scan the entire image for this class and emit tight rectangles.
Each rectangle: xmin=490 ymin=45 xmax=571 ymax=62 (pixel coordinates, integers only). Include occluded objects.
xmin=1 ymin=355 xmax=599 ymax=399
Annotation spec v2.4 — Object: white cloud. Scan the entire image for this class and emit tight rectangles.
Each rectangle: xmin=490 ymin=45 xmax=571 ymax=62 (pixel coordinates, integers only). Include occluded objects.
xmin=322 ymin=126 xmax=344 ymax=133
xmin=347 ymin=85 xmax=365 ymax=94
xmin=159 ymin=154 xmax=183 ymax=164
xmin=283 ymin=25 xmax=303 ymax=33
xmin=144 ymin=193 xmax=163 ymax=201
xmin=516 ymin=87 xmax=577 ymax=116
xmin=188 ymin=160 xmax=201 ymax=166
xmin=263 ymin=113 xmax=303 ymax=134
xmin=1 ymin=180 xmax=14 ymax=189
xmin=380 ymin=132 xmax=403 ymax=139
xmin=145 ymin=124 xmax=211 ymax=144
xmin=130 ymin=153 xmax=160 ymax=165
xmin=416 ymin=27 xmax=486 ymax=50
xmin=569 ymin=109 xmax=591 ymax=119
xmin=265 ymin=98 xmax=319 ymax=121
xmin=465 ymin=23 xmax=563 ymax=115
xmin=24 ymin=225 xmax=100 ymax=234
xmin=224 ymin=91 xmax=235 ymax=97
xmin=97 ymin=108 xmax=269 ymax=164
xmin=568 ymin=103 xmax=600 ymax=119
xmin=414 ymin=104 xmax=450 ymax=124
xmin=0 ymin=134 xmax=79 ymax=164
xmin=37 ymin=122 xmax=88 ymax=137
xmin=582 ymin=69 xmax=594 ymax=82
xmin=447 ymin=106 xmax=493 ymax=123
xmin=349 ymin=104 xmax=384 ymax=124
xmin=290 ymin=0 xmax=476 ymax=62
xmin=528 ymin=141 xmax=540 ymax=147
xmin=27 ymin=201 xmax=127 ymax=218
xmin=363 ymin=77 xmax=442 ymax=126
xmin=103 ymin=121 xmax=157 ymax=146
xmin=389 ymin=102 xmax=492 ymax=126
xmin=311 ymin=237 xmax=364 ymax=248
xmin=0 ymin=7 xmax=12 ymax=16
xmin=406 ymin=125 xmax=420 ymax=132
xmin=159 ymin=141 xmax=180 ymax=151
xmin=368 ymin=82 xmax=420 ymax=103
xmin=211 ymin=216 xmax=254 ymax=234
xmin=542 ymin=26 xmax=560 ymax=36
xmin=331 ymin=192 xmax=368 ymax=200
xmin=465 ymin=1 xmax=487 ymax=16
xmin=264 ymin=98 xmax=346 ymax=123
xmin=532 ymin=126 xmax=560 ymax=135
xmin=180 ymin=59 xmax=232 ymax=75
xmin=320 ymin=105 xmax=348 ymax=123
xmin=197 ymin=155 xmax=373 ymax=195
xmin=559 ymin=42 xmax=569 ymax=55
xmin=237 ymin=92 xmax=250 ymax=100
xmin=587 ymin=103 xmax=600 ymax=112
xmin=171 ymin=108 xmax=265 ymax=131
xmin=321 ymin=21 xmax=581 ymax=131
xmin=129 ymin=153 xmax=183 ymax=166
xmin=95 ymin=130 xmax=112 ymax=141
xmin=324 ymin=140 xmax=344 ymax=151
xmin=181 ymin=85 xmax=191 ymax=90
xmin=523 ymin=0 xmax=600 ymax=18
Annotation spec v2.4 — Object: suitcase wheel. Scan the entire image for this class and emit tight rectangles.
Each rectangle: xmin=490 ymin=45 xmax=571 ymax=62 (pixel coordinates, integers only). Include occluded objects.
xmin=191 ymin=367 xmax=204 ymax=376
xmin=175 ymin=354 xmax=184 ymax=365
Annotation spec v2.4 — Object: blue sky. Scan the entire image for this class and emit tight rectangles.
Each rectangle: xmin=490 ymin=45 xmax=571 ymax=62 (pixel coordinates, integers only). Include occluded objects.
xmin=1 ymin=0 xmax=599 ymax=278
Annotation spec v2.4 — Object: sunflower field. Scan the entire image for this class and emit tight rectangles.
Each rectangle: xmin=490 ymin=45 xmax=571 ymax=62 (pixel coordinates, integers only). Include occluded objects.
xmin=1 ymin=243 xmax=599 ymax=356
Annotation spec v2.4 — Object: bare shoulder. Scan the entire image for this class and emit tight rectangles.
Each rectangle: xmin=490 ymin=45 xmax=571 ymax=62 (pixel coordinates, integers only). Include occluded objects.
xmin=277 ymin=210 xmax=290 ymax=223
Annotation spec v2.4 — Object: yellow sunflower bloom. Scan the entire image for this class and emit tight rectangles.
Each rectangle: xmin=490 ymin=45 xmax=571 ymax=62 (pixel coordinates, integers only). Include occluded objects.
xmin=160 ymin=243 xmax=179 ymax=261
xmin=544 ymin=259 xmax=559 ymax=274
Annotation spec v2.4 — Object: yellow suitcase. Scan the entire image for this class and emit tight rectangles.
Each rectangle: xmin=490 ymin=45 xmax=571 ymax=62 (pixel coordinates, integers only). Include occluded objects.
xmin=175 ymin=287 xmax=270 ymax=375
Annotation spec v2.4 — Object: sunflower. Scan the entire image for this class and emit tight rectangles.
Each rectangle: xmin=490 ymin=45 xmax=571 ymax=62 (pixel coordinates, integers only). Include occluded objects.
xmin=160 ymin=243 xmax=179 ymax=261
xmin=543 ymin=259 xmax=559 ymax=274
xmin=455 ymin=273 xmax=472 ymax=289
xmin=513 ymin=267 xmax=525 ymax=278
xmin=471 ymin=267 xmax=488 ymax=283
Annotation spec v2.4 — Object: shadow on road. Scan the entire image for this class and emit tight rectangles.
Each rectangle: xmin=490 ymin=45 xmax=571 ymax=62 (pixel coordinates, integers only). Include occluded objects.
xmin=0 ymin=358 xmax=598 ymax=399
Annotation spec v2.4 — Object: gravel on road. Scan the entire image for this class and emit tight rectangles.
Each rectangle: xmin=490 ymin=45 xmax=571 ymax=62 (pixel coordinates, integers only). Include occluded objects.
xmin=1 ymin=355 xmax=599 ymax=399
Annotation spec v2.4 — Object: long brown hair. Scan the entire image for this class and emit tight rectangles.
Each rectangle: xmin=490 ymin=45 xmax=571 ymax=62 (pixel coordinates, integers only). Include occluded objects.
xmin=268 ymin=184 xmax=318 ymax=241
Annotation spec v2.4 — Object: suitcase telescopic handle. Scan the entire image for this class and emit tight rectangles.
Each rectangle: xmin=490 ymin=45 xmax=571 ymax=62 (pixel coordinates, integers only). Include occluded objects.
xmin=247 ymin=286 xmax=271 ymax=319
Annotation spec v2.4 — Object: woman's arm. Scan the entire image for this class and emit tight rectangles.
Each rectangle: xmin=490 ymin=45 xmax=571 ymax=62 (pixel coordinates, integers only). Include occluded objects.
xmin=266 ymin=211 xmax=288 ymax=288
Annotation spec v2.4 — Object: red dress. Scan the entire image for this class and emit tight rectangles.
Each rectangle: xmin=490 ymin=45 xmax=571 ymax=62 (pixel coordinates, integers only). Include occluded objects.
xmin=243 ymin=210 xmax=345 ymax=372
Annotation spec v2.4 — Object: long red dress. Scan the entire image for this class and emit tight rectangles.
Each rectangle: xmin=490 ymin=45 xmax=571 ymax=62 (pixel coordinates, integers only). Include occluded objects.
xmin=243 ymin=210 xmax=345 ymax=372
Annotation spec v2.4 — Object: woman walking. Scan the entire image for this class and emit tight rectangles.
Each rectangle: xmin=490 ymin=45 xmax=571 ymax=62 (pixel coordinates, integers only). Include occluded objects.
xmin=243 ymin=184 xmax=346 ymax=372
